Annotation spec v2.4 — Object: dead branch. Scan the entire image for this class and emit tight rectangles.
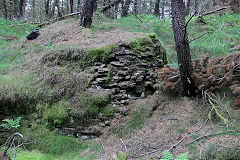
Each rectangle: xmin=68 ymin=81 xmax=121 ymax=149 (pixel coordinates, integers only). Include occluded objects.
xmin=189 ymin=31 xmax=208 ymax=43
xmin=1 ymin=132 xmax=34 ymax=160
xmin=217 ymin=64 xmax=240 ymax=84
xmin=36 ymin=12 xmax=81 ymax=27
xmin=101 ymin=0 xmax=122 ymax=12
xmin=168 ymin=119 xmax=209 ymax=152
xmin=184 ymin=12 xmax=197 ymax=41
xmin=120 ymin=139 xmax=128 ymax=151
xmin=199 ymin=6 xmax=231 ymax=17
xmin=188 ymin=129 xmax=240 ymax=144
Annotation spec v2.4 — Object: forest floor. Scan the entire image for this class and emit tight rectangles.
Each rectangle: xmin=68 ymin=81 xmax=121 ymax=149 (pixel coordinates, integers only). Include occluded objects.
xmin=0 ymin=12 xmax=240 ymax=160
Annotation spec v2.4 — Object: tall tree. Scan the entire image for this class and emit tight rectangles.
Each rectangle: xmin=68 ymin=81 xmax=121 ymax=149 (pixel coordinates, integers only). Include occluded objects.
xmin=121 ymin=0 xmax=131 ymax=17
xmin=70 ymin=0 xmax=74 ymax=13
xmin=44 ymin=0 xmax=50 ymax=17
xmin=77 ymin=0 xmax=81 ymax=12
xmin=2 ymin=0 xmax=8 ymax=19
xmin=154 ymin=0 xmax=160 ymax=16
xmin=171 ymin=0 xmax=197 ymax=96
xmin=80 ymin=0 xmax=96 ymax=28
xmin=19 ymin=0 xmax=25 ymax=18
xmin=161 ymin=0 xmax=165 ymax=19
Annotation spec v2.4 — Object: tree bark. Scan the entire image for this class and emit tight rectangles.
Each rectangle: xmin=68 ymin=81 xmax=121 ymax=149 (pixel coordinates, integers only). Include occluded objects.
xmin=77 ymin=0 xmax=81 ymax=12
xmin=2 ymin=0 xmax=8 ymax=19
xmin=80 ymin=0 xmax=96 ymax=28
xmin=70 ymin=0 xmax=74 ymax=13
xmin=133 ymin=0 xmax=138 ymax=14
xmin=122 ymin=0 xmax=131 ymax=17
xmin=161 ymin=0 xmax=165 ymax=19
xmin=56 ymin=0 xmax=62 ymax=17
xmin=154 ymin=0 xmax=160 ymax=16
xmin=171 ymin=0 xmax=197 ymax=96
xmin=19 ymin=0 xmax=25 ymax=18
xmin=45 ymin=0 xmax=50 ymax=17
xmin=101 ymin=0 xmax=122 ymax=12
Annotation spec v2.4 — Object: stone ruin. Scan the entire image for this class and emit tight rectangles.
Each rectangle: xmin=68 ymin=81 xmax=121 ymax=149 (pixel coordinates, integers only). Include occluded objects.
xmin=89 ymin=34 xmax=167 ymax=105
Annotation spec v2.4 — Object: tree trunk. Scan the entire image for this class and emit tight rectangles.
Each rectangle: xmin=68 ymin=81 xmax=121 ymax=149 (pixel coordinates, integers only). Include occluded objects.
xmin=2 ymin=0 xmax=8 ymax=19
xmin=19 ymin=0 xmax=25 ymax=18
xmin=77 ymin=0 xmax=81 ymax=12
xmin=45 ymin=0 xmax=50 ymax=17
xmin=66 ymin=0 xmax=69 ymax=13
xmin=32 ymin=0 xmax=36 ymax=19
xmin=161 ymin=0 xmax=165 ymax=19
xmin=70 ymin=0 xmax=74 ymax=13
xmin=133 ymin=0 xmax=138 ymax=14
xmin=185 ymin=0 xmax=191 ymax=16
xmin=154 ymin=0 xmax=160 ymax=16
xmin=51 ymin=0 xmax=56 ymax=18
xmin=80 ymin=0 xmax=96 ymax=28
xmin=122 ymin=0 xmax=131 ymax=17
xmin=171 ymin=0 xmax=197 ymax=96
xmin=56 ymin=0 xmax=62 ymax=17
xmin=13 ymin=0 xmax=19 ymax=18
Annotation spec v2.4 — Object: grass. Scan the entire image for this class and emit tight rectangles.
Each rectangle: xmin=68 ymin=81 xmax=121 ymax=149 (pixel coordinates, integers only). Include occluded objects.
xmin=0 ymin=19 xmax=35 ymax=49
xmin=92 ymin=12 xmax=240 ymax=64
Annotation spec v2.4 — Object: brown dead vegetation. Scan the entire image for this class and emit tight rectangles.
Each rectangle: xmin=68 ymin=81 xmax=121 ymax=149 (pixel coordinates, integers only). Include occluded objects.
xmin=157 ymin=52 xmax=240 ymax=109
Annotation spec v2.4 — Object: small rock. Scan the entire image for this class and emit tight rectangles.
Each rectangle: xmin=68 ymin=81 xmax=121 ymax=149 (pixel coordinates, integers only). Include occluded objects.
xmin=104 ymin=121 xmax=111 ymax=126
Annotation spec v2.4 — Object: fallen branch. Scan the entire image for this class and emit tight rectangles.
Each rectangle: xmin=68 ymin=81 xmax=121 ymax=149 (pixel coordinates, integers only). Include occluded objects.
xmin=120 ymin=139 xmax=127 ymax=151
xmin=36 ymin=12 xmax=81 ymax=27
xmin=199 ymin=6 xmax=231 ymax=17
xmin=168 ymin=119 xmax=209 ymax=152
xmin=188 ymin=129 xmax=240 ymax=144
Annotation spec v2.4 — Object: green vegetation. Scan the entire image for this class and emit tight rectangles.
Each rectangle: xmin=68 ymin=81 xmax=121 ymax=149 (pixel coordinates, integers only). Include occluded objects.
xmin=0 ymin=117 xmax=22 ymax=130
xmin=117 ymin=152 xmax=127 ymax=160
xmin=36 ymin=101 xmax=69 ymax=129
xmin=114 ymin=104 xmax=152 ymax=137
xmin=17 ymin=124 xmax=101 ymax=159
xmin=92 ymin=12 xmax=240 ymax=64
xmin=161 ymin=150 xmax=188 ymax=160
xmin=0 ymin=19 xmax=35 ymax=49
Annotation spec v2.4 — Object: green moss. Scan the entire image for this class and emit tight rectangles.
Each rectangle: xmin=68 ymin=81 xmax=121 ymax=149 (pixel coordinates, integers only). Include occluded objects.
xmin=147 ymin=33 xmax=158 ymax=41
xmin=87 ymin=44 xmax=117 ymax=64
xmin=37 ymin=101 xmax=69 ymax=129
xmin=76 ymin=93 xmax=111 ymax=117
xmin=127 ymin=36 xmax=154 ymax=55
xmin=102 ymin=107 xmax=115 ymax=117
xmin=117 ymin=152 xmax=127 ymax=160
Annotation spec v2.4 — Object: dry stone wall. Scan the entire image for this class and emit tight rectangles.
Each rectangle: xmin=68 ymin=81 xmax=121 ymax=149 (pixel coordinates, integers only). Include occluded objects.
xmin=89 ymin=34 xmax=167 ymax=105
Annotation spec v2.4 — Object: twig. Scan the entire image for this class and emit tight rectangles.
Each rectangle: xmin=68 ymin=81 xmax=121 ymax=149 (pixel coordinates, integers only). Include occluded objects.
xmin=217 ymin=64 xmax=240 ymax=84
xmin=184 ymin=12 xmax=197 ymax=41
xmin=168 ymin=119 xmax=209 ymax=152
xmin=129 ymin=10 xmax=144 ymax=24
xmin=120 ymin=139 xmax=127 ymax=151
xmin=199 ymin=6 xmax=231 ymax=17
xmin=189 ymin=31 xmax=208 ymax=43
xmin=188 ymin=129 xmax=240 ymax=144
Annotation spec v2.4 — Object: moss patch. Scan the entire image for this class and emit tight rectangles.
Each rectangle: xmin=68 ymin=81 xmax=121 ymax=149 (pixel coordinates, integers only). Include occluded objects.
xmin=37 ymin=101 xmax=69 ymax=129
xmin=127 ymin=36 xmax=154 ymax=56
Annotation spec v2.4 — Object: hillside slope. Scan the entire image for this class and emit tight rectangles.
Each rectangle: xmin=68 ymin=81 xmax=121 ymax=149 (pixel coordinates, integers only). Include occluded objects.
xmin=0 ymin=12 xmax=240 ymax=160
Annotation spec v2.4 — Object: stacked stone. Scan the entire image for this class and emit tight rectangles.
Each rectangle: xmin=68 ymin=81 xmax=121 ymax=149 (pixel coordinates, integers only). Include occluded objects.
xmin=90 ymin=39 xmax=167 ymax=106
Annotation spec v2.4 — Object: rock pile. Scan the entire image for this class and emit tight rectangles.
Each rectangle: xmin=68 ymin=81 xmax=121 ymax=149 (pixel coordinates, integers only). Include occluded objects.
xmin=89 ymin=35 xmax=167 ymax=105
